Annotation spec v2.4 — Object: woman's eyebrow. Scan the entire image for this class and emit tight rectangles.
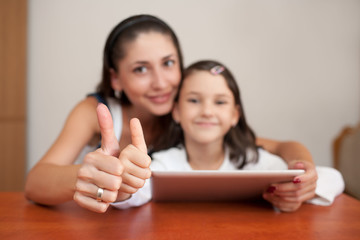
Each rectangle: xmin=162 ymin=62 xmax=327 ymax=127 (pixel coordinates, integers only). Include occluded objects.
xmin=133 ymin=60 xmax=148 ymax=65
xmin=132 ymin=54 xmax=175 ymax=65
xmin=162 ymin=54 xmax=176 ymax=60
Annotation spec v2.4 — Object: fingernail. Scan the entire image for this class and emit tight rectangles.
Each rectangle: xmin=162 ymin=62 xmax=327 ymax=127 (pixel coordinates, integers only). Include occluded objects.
xmin=293 ymin=178 xmax=301 ymax=184
xmin=267 ymin=186 xmax=276 ymax=193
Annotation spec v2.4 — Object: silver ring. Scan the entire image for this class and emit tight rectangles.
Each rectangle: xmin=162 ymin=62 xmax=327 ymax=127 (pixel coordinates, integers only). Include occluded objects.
xmin=96 ymin=187 xmax=104 ymax=202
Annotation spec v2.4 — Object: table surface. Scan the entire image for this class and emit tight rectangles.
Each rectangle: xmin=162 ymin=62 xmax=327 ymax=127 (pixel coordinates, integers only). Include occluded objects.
xmin=1 ymin=192 xmax=359 ymax=240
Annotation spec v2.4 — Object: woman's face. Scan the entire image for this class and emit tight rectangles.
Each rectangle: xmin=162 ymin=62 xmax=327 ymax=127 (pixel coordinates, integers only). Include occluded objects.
xmin=111 ymin=32 xmax=181 ymax=116
xmin=172 ymin=71 xmax=239 ymax=145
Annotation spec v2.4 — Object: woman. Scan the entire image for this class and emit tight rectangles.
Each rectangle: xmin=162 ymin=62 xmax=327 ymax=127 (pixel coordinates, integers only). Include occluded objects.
xmin=25 ymin=14 xmax=317 ymax=213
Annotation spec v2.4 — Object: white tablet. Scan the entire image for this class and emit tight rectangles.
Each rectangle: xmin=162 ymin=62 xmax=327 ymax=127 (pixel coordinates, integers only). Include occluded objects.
xmin=151 ymin=170 xmax=304 ymax=202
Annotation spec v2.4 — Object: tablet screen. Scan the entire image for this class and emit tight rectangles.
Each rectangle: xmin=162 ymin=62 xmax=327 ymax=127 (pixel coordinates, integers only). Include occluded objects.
xmin=151 ymin=170 xmax=304 ymax=202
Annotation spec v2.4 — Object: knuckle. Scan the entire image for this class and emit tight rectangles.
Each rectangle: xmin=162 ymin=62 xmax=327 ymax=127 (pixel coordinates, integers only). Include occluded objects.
xmin=144 ymin=156 xmax=152 ymax=168
xmin=126 ymin=187 xmax=137 ymax=194
xmin=292 ymin=193 xmax=303 ymax=203
xmin=110 ymin=177 xmax=122 ymax=190
xmin=74 ymin=180 xmax=82 ymax=191
xmin=97 ymin=203 xmax=109 ymax=213
xmin=108 ymin=191 xmax=118 ymax=202
xmin=119 ymin=145 xmax=132 ymax=157
xmin=73 ymin=192 xmax=80 ymax=202
xmin=115 ymin=162 xmax=124 ymax=176
xmin=133 ymin=179 xmax=146 ymax=189
xmin=139 ymin=179 xmax=146 ymax=188
xmin=142 ymin=169 xmax=151 ymax=179
xmin=77 ymin=166 xmax=90 ymax=179
xmin=119 ymin=152 xmax=131 ymax=166
xmin=128 ymin=144 xmax=138 ymax=152
xmin=143 ymin=168 xmax=151 ymax=179
xmin=83 ymin=152 xmax=97 ymax=164
xmin=294 ymin=190 xmax=302 ymax=198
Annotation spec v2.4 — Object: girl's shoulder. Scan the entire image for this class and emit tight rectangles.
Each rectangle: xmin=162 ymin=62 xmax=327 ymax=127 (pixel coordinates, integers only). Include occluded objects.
xmin=243 ymin=148 xmax=288 ymax=170
xmin=151 ymin=146 xmax=189 ymax=171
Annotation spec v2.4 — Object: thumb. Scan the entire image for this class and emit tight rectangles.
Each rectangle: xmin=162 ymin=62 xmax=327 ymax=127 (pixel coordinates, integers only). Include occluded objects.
xmin=288 ymin=161 xmax=305 ymax=170
xmin=130 ymin=118 xmax=147 ymax=153
xmin=96 ymin=103 xmax=120 ymax=157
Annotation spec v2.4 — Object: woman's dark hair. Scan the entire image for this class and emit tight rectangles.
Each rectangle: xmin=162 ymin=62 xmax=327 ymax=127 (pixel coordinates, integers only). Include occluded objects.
xmin=96 ymin=14 xmax=184 ymax=105
xmin=158 ymin=60 xmax=259 ymax=168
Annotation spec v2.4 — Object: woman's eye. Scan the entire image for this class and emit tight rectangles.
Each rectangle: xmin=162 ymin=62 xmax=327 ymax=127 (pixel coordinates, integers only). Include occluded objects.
xmin=134 ymin=66 xmax=147 ymax=73
xmin=164 ymin=59 xmax=175 ymax=67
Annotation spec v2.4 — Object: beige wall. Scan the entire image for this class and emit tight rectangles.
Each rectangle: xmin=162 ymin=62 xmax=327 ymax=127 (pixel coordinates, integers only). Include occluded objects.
xmin=27 ymin=0 xmax=360 ymax=170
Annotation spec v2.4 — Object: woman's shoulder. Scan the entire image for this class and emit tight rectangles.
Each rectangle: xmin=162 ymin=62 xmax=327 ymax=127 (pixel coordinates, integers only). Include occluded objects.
xmin=65 ymin=96 xmax=100 ymax=132
xmin=38 ymin=96 xmax=100 ymax=165
xmin=74 ymin=96 xmax=99 ymax=117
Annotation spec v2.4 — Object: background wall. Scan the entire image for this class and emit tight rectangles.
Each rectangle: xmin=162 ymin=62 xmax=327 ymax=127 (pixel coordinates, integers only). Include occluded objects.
xmin=27 ymin=0 xmax=360 ymax=170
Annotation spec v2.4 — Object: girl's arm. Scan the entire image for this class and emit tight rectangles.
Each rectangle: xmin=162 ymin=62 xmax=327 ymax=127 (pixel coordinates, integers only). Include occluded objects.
xmin=25 ymin=97 xmax=100 ymax=205
xmin=257 ymin=138 xmax=318 ymax=212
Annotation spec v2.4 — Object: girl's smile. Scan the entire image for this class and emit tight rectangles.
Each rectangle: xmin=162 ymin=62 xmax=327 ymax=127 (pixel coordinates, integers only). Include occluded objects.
xmin=173 ymin=70 xmax=239 ymax=145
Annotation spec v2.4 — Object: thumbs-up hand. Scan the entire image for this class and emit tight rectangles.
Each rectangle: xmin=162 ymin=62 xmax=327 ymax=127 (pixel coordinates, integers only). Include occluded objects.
xmin=116 ymin=118 xmax=152 ymax=201
xmin=74 ymin=103 xmax=124 ymax=213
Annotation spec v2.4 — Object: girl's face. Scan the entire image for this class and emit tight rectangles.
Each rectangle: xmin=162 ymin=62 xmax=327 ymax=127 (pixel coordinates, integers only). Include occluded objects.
xmin=111 ymin=32 xmax=181 ymax=116
xmin=173 ymin=70 xmax=240 ymax=145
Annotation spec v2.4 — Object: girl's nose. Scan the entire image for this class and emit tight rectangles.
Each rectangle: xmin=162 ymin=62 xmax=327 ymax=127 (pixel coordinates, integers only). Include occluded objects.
xmin=201 ymin=101 xmax=214 ymax=116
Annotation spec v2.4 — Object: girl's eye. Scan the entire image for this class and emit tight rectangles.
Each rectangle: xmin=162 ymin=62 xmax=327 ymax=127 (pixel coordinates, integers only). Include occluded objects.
xmin=133 ymin=66 xmax=147 ymax=73
xmin=164 ymin=59 xmax=175 ymax=67
xmin=215 ymin=100 xmax=227 ymax=105
xmin=187 ymin=98 xmax=199 ymax=104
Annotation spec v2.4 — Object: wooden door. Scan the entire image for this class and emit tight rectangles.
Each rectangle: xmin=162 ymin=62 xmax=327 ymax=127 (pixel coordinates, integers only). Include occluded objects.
xmin=0 ymin=0 xmax=27 ymax=190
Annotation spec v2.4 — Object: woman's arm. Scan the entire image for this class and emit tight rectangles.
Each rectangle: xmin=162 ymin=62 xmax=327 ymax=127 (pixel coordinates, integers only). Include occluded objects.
xmin=25 ymin=98 xmax=100 ymax=205
xmin=256 ymin=138 xmax=313 ymax=164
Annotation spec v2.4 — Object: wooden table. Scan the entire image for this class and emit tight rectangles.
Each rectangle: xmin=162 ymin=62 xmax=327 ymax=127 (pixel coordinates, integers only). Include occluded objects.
xmin=1 ymin=192 xmax=359 ymax=240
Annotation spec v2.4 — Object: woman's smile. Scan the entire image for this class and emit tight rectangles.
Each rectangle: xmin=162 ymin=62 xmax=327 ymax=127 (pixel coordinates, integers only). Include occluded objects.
xmin=147 ymin=91 xmax=173 ymax=104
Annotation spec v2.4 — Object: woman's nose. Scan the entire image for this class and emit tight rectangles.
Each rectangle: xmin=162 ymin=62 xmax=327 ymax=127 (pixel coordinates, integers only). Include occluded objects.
xmin=151 ymin=68 xmax=167 ymax=89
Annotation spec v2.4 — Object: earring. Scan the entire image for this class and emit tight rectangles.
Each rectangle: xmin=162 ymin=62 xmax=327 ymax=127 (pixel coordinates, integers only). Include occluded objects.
xmin=114 ymin=90 xmax=122 ymax=99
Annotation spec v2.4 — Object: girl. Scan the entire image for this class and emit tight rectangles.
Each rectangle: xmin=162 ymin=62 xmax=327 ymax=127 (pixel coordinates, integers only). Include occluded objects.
xmin=25 ymin=15 xmax=318 ymax=213
xmin=112 ymin=60 xmax=343 ymax=212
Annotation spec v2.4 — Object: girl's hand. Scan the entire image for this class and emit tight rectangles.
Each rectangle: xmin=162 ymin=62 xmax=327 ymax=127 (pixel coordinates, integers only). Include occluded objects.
xmin=73 ymin=104 xmax=124 ymax=213
xmin=263 ymin=160 xmax=318 ymax=212
xmin=117 ymin=118 xmax=152 ymax=201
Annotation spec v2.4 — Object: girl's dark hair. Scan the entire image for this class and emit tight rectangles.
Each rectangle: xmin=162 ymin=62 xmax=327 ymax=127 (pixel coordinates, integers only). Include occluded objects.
xmin=96 ymin=14 xmax=184 ymax=105
xmin=158 ymin=60 xmax=259 ymax=169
